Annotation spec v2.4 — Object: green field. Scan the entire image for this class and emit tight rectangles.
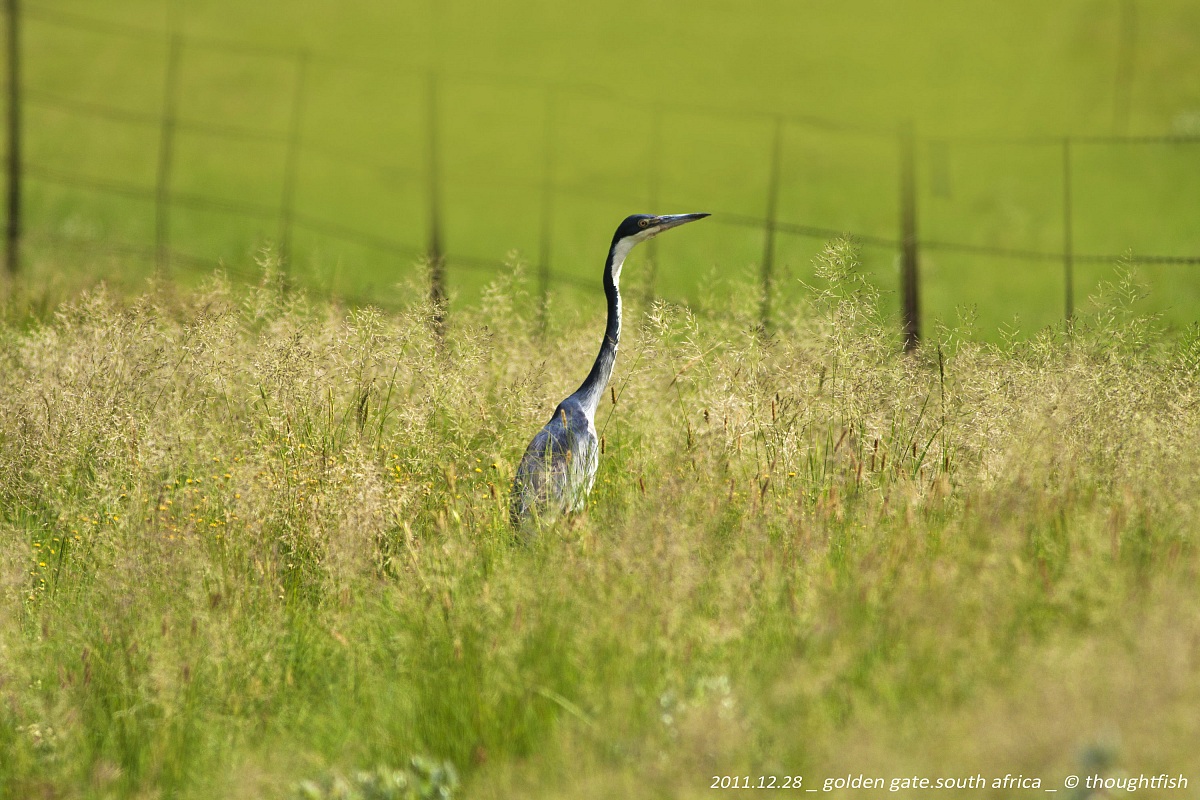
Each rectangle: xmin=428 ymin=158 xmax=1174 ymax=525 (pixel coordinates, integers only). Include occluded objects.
xmin=11 ymin=0 xmax=1200 ymax=336
xmin=4 ymin=4 xmax=1200 ymax=797
xmin=2 ymin=248 xmax=1199 ymax=797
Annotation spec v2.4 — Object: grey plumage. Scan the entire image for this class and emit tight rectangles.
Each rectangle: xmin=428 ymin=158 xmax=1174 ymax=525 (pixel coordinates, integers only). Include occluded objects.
xmin=510 ymin=400 xmax=599 ymax=524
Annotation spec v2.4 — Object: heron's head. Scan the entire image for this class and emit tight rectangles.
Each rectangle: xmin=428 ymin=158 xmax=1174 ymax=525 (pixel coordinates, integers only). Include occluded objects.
xmin=608 ymin=213 xmax=709 ymax=283
xmin=612 ymin=213 xmax=710 ymax=248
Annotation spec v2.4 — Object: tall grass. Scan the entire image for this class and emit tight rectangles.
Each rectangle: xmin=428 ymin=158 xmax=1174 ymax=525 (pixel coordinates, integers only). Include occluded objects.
xmin=1 ymin=242 xmax=1197 ymax=798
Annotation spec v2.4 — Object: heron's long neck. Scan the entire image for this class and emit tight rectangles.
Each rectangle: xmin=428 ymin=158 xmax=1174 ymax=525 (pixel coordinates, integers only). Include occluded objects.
xmin=571 ymin=239 xmax=630 ymax=418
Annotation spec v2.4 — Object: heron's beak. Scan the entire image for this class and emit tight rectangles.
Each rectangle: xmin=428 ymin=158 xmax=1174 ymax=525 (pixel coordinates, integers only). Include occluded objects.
xmin=651 ymin=212 xmax=710 ymax=233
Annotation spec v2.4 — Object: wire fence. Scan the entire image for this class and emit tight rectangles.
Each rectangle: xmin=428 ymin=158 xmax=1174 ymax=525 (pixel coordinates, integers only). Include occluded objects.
xmin=5 ymin=2 xmax=1200 ymax=344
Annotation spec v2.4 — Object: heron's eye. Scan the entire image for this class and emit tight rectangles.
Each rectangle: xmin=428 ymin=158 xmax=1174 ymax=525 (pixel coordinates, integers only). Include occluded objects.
xmin=638 ymin=219 xmax=650 ymax=228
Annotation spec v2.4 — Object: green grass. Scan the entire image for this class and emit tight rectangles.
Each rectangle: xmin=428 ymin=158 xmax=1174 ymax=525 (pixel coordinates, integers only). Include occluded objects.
xmin=2 ymin=244 xmax=1198 ymax=797
xmin=12 ymin=0 xmax=1200 ymax=336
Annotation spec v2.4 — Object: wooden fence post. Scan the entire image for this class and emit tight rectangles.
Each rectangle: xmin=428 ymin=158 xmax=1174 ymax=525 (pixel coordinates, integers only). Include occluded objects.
xmin=5 ymin=0 xmax=20 ymax=278
xmin=426 ymin=71 xmax=446 ymax=328
xmin=1062 ymin=136 xmax=1074 ymax=323
xmin=155 ymin=33 xmax=181 ymax=276
xmin=537 ymin=86 xmax=555 ymax=333
xmin=643 ymin=102 xmax=662 ymax=307
xmin=899 ymin=120 xmax=921 ymax=351
xmin=760 ymin=115 xmax=783 ymax=331
xmin=279 ymin=48 xmax=308 ymax=276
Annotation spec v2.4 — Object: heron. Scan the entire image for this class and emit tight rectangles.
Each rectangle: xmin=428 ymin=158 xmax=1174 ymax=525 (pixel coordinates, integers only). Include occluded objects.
xmin=510 ymin=212 xmax=710 ymax=526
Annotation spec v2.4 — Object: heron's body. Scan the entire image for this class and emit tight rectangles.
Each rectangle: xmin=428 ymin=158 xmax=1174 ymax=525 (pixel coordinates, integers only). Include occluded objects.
xmin=510 ymin=213 xmax=708 ymax=526
xmin=510 ymin=399 xmax=599 ymax=522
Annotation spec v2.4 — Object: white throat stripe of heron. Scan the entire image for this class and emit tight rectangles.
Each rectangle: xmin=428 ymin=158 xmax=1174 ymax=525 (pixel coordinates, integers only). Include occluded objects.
xmin=510 ymin=213 xmax=709 ymax=527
